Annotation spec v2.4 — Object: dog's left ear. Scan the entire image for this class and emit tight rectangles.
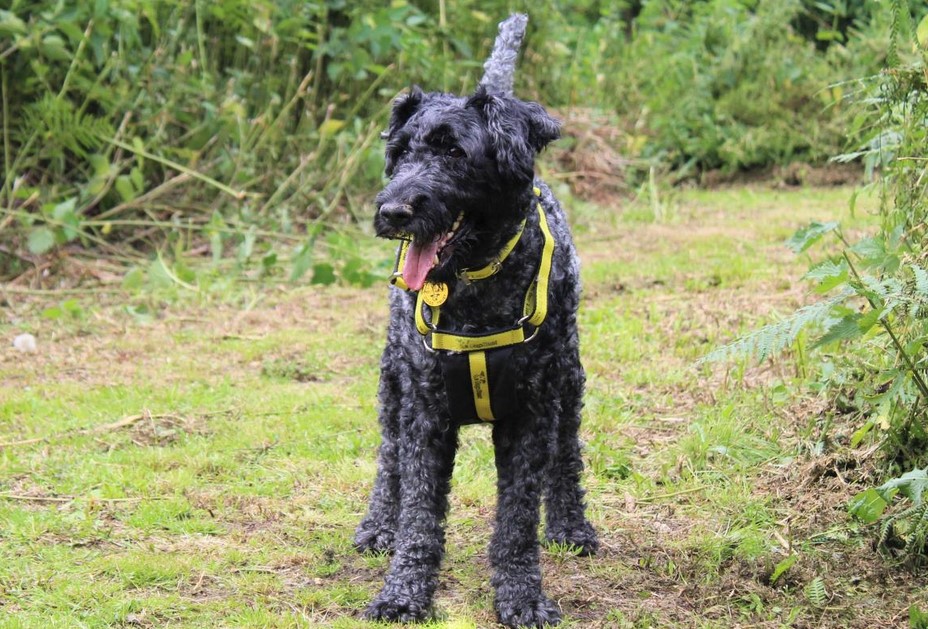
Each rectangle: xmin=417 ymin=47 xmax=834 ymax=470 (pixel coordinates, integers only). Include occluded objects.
xmin=467 ymin=85 xmax=560 ymax=185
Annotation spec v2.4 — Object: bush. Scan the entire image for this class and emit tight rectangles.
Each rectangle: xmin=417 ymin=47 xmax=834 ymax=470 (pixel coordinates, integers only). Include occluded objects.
xmin=0 ymin=0 xmax=442 ymax=282
xmin=705 ymin=0 xmax=928 ymax=562
xmin=0 ymin=0 xmax=907 ymax=280
xmin=601 ymin=0 xmax=889 ymax=171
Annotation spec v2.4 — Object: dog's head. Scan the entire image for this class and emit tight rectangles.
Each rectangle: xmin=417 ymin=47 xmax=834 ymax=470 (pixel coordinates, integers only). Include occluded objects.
xmin=374 ymin=85 xmax=559 ymax=290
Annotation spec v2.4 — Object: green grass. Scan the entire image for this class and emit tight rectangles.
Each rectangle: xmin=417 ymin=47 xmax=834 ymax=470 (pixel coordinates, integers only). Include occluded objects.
xmin=3 ymin=184 xmax=927 ymax=627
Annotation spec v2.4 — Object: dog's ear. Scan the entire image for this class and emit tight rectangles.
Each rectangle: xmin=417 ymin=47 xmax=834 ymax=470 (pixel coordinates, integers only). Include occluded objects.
xmin=467 ymin=85 xmax=560 ymax=185
xmin=384 ymin=87 xmax=424 ymax=176
xmin=388 ymin=86 xmax=424 ymax=137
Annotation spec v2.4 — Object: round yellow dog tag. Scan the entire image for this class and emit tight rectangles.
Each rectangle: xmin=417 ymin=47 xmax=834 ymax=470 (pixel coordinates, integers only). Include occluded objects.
xmin=421 ymin=281 xmax=449 ymax=307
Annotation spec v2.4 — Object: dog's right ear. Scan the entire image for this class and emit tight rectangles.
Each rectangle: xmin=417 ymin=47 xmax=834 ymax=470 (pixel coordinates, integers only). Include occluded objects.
xmin=387 ymin=86 xmax=424 ymax=138
xmin=467 ymin=85 xmax=560 ymax=186
xmin=383 ymin=87 xmax=423 ymax=176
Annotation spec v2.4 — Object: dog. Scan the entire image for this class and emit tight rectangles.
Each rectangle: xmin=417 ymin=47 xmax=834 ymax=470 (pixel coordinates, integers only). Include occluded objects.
xmin=355 ymin=14 xmax=598 ymax=628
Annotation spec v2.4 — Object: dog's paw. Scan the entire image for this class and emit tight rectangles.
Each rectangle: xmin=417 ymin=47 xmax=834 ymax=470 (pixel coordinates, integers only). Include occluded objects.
xmin=354 ymin=520 xmax=395 ymax=554
xmin=544 ymin=520 xmax=599 ymax=557
xmin=496 ymin=593 xmax=562 ymax=628
xmin=363 ymin=592 xmax=431 ymax=623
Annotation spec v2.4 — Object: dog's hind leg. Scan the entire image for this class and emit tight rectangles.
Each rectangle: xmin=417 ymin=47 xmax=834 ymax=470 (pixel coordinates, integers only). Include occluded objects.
xmin=354 ymin=345 xmax=404 ymax=554
xmin=363 ymin=394 xmax=459 ymax=622
xmin=543 ymin=339 xmax=599 ymax=556
xmin=490 ymin=409 xmax=562 ymax=628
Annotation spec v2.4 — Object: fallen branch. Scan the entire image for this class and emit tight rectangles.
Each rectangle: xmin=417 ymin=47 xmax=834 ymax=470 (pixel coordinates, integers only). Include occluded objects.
xmin=0 ymin=410 xmax=174 ymax=449
xmin=0 ymin=493 xmax=161 ymax=503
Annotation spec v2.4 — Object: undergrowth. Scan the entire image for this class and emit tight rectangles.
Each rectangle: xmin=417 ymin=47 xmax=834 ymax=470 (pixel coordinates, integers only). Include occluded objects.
xmin=705 ymin=2 xmax=928 ymax=564
xmin=0 ymin=0 xmax=906 ymax=287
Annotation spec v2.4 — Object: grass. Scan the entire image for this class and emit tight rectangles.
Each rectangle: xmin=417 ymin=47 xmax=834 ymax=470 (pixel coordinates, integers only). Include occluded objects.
xmin=2 ymin=184 xmax=927 ymax=627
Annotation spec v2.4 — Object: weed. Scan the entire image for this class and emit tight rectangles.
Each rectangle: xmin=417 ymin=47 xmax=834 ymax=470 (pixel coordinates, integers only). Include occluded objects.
xmin=0 ymin=0 xmax=908 ymax=292
xmin=703 ymin=2 xmax=928 ymax=564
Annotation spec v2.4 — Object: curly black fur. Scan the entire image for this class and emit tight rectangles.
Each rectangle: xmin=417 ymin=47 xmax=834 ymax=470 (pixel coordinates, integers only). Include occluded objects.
xmin=356 ymin=15 xmax=598 ymax=629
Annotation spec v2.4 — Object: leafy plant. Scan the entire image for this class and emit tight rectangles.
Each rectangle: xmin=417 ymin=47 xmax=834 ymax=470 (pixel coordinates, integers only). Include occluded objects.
xmin=703 ymin=0 xmax=928 ymax=568
xmin=804 ymin=576 xmax=828 ymax=608
xmin=705 ymin=2 xmax=928 ymax=463
xmin=0 ymin=0 xmax=436 ymax=286
xmin=769 ymin=553 xmax=799 ymax=585
xmin=912 ymin=604 xmax=928 ymax=629
xmin=850 ymin=468 xmax=928 ymax=563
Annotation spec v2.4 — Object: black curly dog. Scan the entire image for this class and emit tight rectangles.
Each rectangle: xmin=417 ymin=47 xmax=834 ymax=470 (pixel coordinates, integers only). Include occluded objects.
xmin=355 ymin=14 xmax=598 ymax=628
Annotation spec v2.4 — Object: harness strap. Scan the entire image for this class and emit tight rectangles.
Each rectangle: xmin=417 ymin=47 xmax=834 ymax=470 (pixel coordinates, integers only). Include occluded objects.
xmin=390 ymin=242 xmax=411 ymax=291
xmin=389 ymin=187 xmax=555 ymax=424
xmin=390 ymin=217 xmax=526 ymax=291
xmin=431 ymin=325 xmax=524 ymax=352
xmin=468 ymin=351 xmax=494 ymax=421
xmin=460 ymin=219 xmax=526 ymax=281
xmin=527 ymin=200 xmax=554 ymax=327
xmin=415 ymin=201 xmax=554 ymax=349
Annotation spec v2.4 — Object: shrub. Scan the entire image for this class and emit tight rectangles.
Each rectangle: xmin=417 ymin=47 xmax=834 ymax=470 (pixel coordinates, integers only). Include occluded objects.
xmin=0 ymin=0 xmax=438 ymax=281
xmin=0 ymin=0 xmax=905 ymax=280
xmin=704 ymin=0 xmax=928 ymax=562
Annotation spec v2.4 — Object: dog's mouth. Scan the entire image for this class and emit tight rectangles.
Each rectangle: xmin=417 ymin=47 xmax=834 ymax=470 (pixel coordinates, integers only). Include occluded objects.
xmin=400 ymin=213 xmax=464 ymax=291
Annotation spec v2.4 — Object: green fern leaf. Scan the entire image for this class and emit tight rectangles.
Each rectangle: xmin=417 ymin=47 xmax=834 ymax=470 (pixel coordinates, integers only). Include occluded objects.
xmin=700 ymin=294 xmax=847 ymax=365
xmin=20 ymin=95 xmax=113 ymax=158
xmin=912 ymin=265 xmax=928 ymax=297
xmin=805 ymin=576 xmax=827 ymax=608
xmin=811 ymin=314 xmax=864 ymax=349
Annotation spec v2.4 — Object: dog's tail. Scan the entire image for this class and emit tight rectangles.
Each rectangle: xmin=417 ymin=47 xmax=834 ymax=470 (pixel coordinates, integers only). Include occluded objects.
xmin=479 ymin=13 xmax=528 ymax=96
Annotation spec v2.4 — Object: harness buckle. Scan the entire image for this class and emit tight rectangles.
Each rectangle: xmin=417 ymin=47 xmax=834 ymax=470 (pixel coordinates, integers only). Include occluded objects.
xmin=523 ymin=325 xmax=541 ymax=343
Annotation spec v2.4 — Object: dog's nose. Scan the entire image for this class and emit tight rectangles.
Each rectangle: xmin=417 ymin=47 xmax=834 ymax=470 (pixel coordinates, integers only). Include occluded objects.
xmin=378 ymin=203 xmax=414 ymax=225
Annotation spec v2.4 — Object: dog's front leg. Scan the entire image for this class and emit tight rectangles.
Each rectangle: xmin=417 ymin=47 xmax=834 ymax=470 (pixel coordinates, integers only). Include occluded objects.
xmin=355 ymin=345 xmax=405 ymax=554
xmin=363 ymin=400 xmax=459 ymax=622
xmin=491 ymin=413 xmax=562 ymax=628
xmin=543 ymin=345 xmax=599 ymax=556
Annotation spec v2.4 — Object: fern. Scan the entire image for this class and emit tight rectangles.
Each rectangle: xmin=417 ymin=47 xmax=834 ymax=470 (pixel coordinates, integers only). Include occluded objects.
xmin=19 ymin=95 xmax=112 ymax=159
xmin=700 ymin=293 xmax=849 ymax=365
xmin=912 ymin=264 xmax=928 ymax=298
xmin=870 ymin=468 xmax=928 ymax=564
xmin=888 ymin=0 xmax=916 ymax=68
xmin=804 ymin=576 xmax=828 ymax=608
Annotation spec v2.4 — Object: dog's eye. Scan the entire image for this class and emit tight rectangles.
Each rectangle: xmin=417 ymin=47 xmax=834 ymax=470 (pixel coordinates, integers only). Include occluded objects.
xmin=447 ymin=146 xmax=465 ymax=159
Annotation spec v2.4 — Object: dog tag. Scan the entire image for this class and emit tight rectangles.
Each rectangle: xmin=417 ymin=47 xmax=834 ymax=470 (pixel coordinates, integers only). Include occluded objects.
xmin=421 ymin=281 xmax=449 ymax=307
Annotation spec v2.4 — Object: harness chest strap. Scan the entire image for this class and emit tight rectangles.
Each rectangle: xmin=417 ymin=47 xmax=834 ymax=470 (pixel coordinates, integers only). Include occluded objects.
xmin=467 ymin=351 xmax=494 ymax=421
xmin=416 ymin=201 xmax=554 ymax=351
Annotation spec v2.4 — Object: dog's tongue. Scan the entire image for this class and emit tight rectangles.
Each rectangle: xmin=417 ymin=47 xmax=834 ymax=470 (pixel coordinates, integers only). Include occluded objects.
xmin=403 ymin=239 xmax=440 ymax=291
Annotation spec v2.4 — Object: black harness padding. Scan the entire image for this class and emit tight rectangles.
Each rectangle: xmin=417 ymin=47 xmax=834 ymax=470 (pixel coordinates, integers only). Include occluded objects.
xmin=439 ymin=346 xmax=521 ymax=425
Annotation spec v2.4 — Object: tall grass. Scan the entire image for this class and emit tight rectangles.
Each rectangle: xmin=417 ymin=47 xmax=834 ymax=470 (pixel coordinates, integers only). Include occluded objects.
xmin=0 ymin=0 xmax=903 ymax=284
xmin=0 ymin=1 xmax=443 ymax=279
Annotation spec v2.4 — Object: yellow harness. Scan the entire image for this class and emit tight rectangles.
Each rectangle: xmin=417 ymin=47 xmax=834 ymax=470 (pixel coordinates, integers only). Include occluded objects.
xmin=389 ymin=188 xmax=555 ymax=422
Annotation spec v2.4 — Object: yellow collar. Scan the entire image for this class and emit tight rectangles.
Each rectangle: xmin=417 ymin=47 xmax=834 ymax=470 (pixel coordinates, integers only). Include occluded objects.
xmin=414 ymin=199 xmax=555 ymax=349
xmin=458 ymin=219 xmax=526 ymax=281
